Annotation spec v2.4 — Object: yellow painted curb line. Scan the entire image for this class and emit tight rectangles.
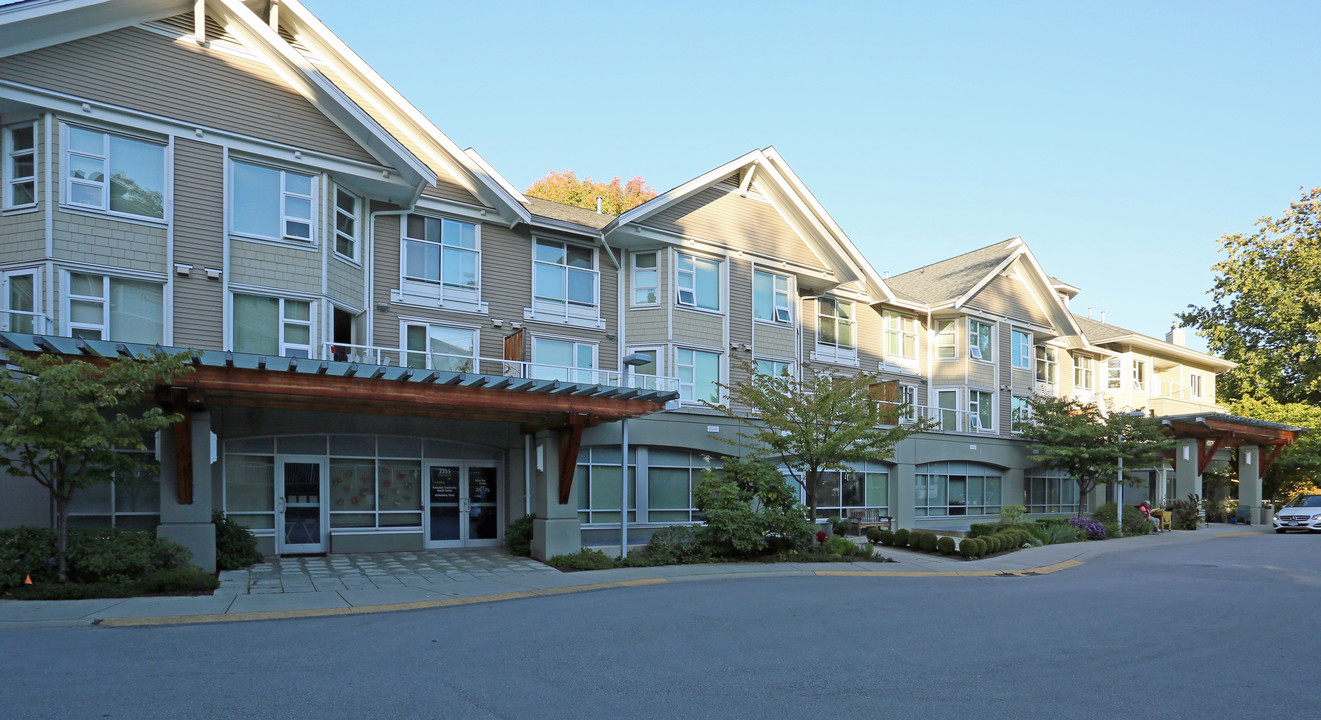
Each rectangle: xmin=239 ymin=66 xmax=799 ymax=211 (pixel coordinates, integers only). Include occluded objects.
xmin=815 ymin=559 xmax=1084 ymax=578
xmin=1213 ymin=530 xmax=1269 ymax=537
xmin=95 ymin=578 xmax=669 ymax=628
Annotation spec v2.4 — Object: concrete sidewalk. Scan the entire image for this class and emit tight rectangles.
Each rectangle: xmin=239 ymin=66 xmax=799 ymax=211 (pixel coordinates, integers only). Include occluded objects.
xmin=0 ymin=524 xmax=1261 ymax=630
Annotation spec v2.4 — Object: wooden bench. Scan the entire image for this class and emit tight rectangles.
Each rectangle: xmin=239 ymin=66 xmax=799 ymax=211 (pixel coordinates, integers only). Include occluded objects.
xmin=848 ymin=509 xmax=895 ymax=534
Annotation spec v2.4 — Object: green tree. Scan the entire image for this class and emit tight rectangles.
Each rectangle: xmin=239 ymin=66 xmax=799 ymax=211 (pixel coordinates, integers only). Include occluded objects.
xmin=0 ymin=350 xmax=192 ymax=581
xmin=1227 ymin=396 xmax=1321 ymax=504
xmin=524 ymin=170 xmax=657 ymax=214
xmin=706 ymin=362 xmax=927 ymax=522
xmin=1020 ymin=396 xmax=1174 ymax=518
xmin=1180 ymin=187 xmax=1321 ymax=405
xmin=692 ymin=456 xmax=814 ymax=556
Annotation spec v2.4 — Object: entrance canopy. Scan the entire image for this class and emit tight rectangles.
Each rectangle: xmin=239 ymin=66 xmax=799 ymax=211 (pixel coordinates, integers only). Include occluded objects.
xmin=1159 ymin=412 xmax=1307 ymax=476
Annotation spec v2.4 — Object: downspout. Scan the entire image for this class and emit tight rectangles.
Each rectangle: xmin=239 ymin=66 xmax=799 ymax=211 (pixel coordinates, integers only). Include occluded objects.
xmin=926 ymin=307 xmax=934 ymax=414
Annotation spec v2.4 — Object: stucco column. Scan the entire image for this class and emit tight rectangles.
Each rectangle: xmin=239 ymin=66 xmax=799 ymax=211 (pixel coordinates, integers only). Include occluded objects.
xmin=1001 ymin=466 xmax=1025 ymax=517
xmin=890 ymin=438 xmax=916 ymax=529
xmin=157 ymin=410 xmax=216 ymax=573
xmin=1173 ymin=438 xmax=1202 ymax=504
xmin=531 ymin=429 xmax=582 ymax=561
xmin=1236 ymin=445 xmax=1263 ymax=524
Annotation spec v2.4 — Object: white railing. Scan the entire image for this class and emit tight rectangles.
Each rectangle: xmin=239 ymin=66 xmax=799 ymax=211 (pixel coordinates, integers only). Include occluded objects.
xmin=1158 ymin=380 xmax=1200 ymax=401
xmin=323 ymin=342 xmax=679 ymax=392
xmin=0 ymin=310 xmax=55 ymax=335
xmin=908 ymin=404 xmax=995 ymax=434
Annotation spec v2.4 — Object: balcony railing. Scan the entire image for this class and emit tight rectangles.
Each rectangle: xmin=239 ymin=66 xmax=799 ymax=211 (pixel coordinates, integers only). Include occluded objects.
xmin=907 ymin=404 xmax=997 ymax=434
xmin=323 ymin=342 xmax=680 ymax=392
xmin=0 ymin=310 xmax=54 ymax=335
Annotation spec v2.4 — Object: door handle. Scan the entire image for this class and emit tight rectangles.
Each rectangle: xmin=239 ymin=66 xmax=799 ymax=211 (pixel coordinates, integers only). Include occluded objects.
xmin=278 ymin=497 xmax=286 ymax=513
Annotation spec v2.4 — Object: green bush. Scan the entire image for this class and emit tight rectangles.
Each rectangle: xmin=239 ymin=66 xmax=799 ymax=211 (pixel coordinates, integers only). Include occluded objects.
xmin=893 ymin=528 xmax=910 ymax=548
xmin=1037 ymin=516 xmax=1072 ymax=527
xmin=66 ymin=528 xmax=190 ymax=585
xmin=213 ymin=511 xmax=265 ymax=571
xmin=864 ymin=527 xmax=882 ymax=544
xmin=828 ymin=516 xmax=852 ymax=537
xmin=137 ymin=567 xmax=220 ymax=594
xmin=505 ymin=513 xmax=536 ymax=557
xmin=959 ymin=538 xmax=977 ymax=558
xmin=937 ymin=536 xmax=957 ymax=555
xmin=969 ymin=522 xmax=998 ymax=539
xmin=999 ymin=504 xmax=1027 ymax=526
xmin=693 ymin=457 xmax=815 ymax=558
xmin=1091 ymin=503 xmax=1155 ymax=536
xmin=918 ymin=532 xmax=939 ymax=552
xmin=547 ymin=548 xmax=621 ymax=571
xmin=876 ymin=529 xmax=895 ymax=546
xmin=636 ymin=525 xmax=710 ymax=566
xmin=825 ymin=536 xmax=863 ymax=556
xmin=970 ymin=538 xmax=987 ymax=558
xmin=7 ymin=582 xmax=139 ymax=601
xmin=1171 ymin=493 xmax=1203 ymax=530
xmin=0 ymin=527 xmax=57 ymax=590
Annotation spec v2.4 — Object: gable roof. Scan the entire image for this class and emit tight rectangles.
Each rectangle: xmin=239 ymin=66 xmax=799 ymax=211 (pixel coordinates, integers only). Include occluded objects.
xmin=885 ymin=238 xmax=1021 ymax=305
xmin=1072 ymin=314 xmax=1236 ymax=371
xmin=523 ymin=197 xmax=614 ymax=231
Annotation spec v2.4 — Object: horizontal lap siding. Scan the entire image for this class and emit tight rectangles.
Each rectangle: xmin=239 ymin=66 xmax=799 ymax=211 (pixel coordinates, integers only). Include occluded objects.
xmin=642 ymin=187 xmax=826 ymax=270
xmin=0 ymin=27 xmax=375 ymax=164
xmin=172 ymin=138 xmax=224 ymax=350
xmin=0 ymin=119 xmax=45 ymax=263
xmin=966 ymin=273 xmax=1051 ymax=327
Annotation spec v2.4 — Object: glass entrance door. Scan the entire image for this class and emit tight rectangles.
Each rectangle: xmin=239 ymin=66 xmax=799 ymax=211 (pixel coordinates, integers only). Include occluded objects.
xmin=277 ymin=458 xmax=327 ymax=554
xmin=467 ymin=466 xmax=500 ymax=545
xmin=426 ymin=463 xmax=501 ymax=548
xmin=428 ymin=465 xmax=462 ymax=547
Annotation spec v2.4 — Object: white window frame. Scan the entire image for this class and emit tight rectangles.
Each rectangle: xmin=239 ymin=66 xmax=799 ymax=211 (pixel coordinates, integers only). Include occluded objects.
xmin=533 ymin=237 xmax=600 ymax=321
xmin=898 ymin=383 xmax=917 ymax=422
xmin=625 ymin=345 xmax=663 ymax=390
xmin=333 ymin=185 xmax=360 ymax=263
xmin=1011 ymin=395 xmax=1031 ymax=432
xmin=676 ymin=346 xmax=722 ymax=404
xmin=230 ymin=158 xmax=316 ymax=244
xmin=1036 ymin=345 xmax=1058 ymax=385
xmin=631 ymin=251 xmax=659 ymax=307
xmin=0 ymin=268 xmax=41 ymax=333
xmin=754 ymin=357 xmax=794 ymax=382
xmin=935 ymin=319 xmax=957 ymax=360
xmin=675 ymin=252 xmax=721 ymax=312
xmin=530 ymin=335 xmax=598 ymax=383
xmin=968 ymin=388 xmax=994 ymax=433
xmin=1011 ymin=330 xmax=1031 ymax=370
xmin=401 ymin=321 xmax=478 ymax=373
xmin=884 ymin=310 xmax=918 ymax=361
xmin=1132 ymin=359 xmax=1147 ymax=392
xmin=1106 ymin=357 xmax=1122 ymax=389
xmin=968 ymin=319 xmax=993 ymax=362
xmin=815 ymin=296 xmax=858 ymax=362
xmin=62 ymin=271 xmax=165 ymax=345
xmin=63 ymin=124 xmax=167 ymax=221
xmin=753 ymin=269 xmax=793 ymax=325
xmin=400 ymin=212 xmax=482 ymax=305
xmin=2 ymin=122 xmax=37 ymax=210
xmin=1190 ymin=372 xmax=1203 ymax=399
xmin=1073 ymin=354 xmax=1095 ymax=390
xmin=231 ymin=293 xmax=316 ymax=358
xmin=936 ymin=388 xmax=960 ymax=432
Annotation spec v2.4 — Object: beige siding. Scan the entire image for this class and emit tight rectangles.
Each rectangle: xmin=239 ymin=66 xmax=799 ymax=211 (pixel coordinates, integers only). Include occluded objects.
xmin=856 ymin=303 xmax=883 ymax=370
xmin=0 ymin=213 xmax=44 ymax=264
xmin=965 ymin=273 xmax=1051 ymax=327
xmin=230 ymin=241 xmax=321 ymax=293
xmin=728 ymin=256 xmax=753 ymax=346
xmin=327 ymin=258 xmax=364 ymax=309
xmin=171 ymin=137 xmax=224 ymax=350
xmin=641 ymin=187 xmax=826 ymax=269
xmin=997 ymin=321 xmax=1012 ymax=433
xmin=673 ymin=308 xmax=723 ymax=348
xmin=625 ymin=306 xmax=667 ymax=344
xmin=0 ymin=26 xmax=375 ymax=163
xmin=52 ymin=212 xmax=166 ymax=271
xmin=754 ymin=322 xmax=796 ymax=360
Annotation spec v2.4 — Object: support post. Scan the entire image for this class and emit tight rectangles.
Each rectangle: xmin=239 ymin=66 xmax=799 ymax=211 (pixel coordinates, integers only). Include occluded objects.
xmin=157 ymin=409 xmax=216 ymax=572
xmin=531 ymin=429 xmax=582 ymax=561
xmin=1236 ymin=445 xmax=1263 ymax=524
xmin=1173 ymin=438 xmax=1202 ymax=503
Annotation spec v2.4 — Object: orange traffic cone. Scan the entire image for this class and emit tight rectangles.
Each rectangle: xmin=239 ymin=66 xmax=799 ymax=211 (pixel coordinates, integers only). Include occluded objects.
xmin=24 ymin=575 xmax=32 ymax=585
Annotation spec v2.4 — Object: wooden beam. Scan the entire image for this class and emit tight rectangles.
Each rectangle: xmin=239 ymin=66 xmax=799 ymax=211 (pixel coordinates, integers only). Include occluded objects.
xmin=1162 ymin=449 xmax=1176 ymax=472
xmin=169 ymin=387 xmax=194 ymax=505
xmin=1261 ymin=444 xmax=1285 ymax=477
xmin=557 ymin=415 xmax=586 ymax=505
xmin=1198 ymin=436 xmax=1226 ymax=476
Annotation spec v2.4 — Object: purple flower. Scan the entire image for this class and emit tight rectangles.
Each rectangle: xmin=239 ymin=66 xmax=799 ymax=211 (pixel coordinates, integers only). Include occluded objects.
xmin=1068 ymin=516 xmax=1106 ymax=540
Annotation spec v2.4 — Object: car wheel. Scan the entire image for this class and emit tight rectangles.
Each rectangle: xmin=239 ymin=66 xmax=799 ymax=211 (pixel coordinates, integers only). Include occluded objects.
xmin=1275 ymin=528 xmax=1287 ymax=534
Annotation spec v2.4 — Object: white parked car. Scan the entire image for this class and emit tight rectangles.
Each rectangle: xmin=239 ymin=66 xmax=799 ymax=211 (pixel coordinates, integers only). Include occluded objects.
xmin=1273 ymin=495 xmax=1321 ymax=533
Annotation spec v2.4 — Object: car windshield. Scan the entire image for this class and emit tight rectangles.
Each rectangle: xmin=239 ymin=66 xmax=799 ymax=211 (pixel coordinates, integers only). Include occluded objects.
xmin=1284 ymin=495 xmax=1321 ymax=508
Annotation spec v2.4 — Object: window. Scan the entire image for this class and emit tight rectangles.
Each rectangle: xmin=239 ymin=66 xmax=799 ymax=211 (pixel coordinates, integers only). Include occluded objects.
xmin=65 ymin=272 xmax=163 ymax=345
xmin=631 ymin=252 xmax=658 ymax=305
xmin=884 ymin=311 xmax=917 ymax=360
xmin=532 ymin=337 xmax=596 ymax=383
xmin=935 ymin=319 xmax=957 ymax=359
xmin=1190 ymin=373 xmax=1203 ymax=398
xmin=1035 ymin=345 xmax=1058 ymax=385
xmin=646 ymin=449 xmax=712 ymax=523
xmin=1011 ymin=396 xmax=1031 ymax=432
xmin=1073 ymin=355 xmax=1095 ymax=390
xmin=1011 ymin=330 xmax=1031 ymax=369
xmin=576 ymin=446 xmax=636 ymax=525
xmin=231 ymin=160 xmax=314 ymax=242
xmin=753 ymin=270 xmax=792 ymax=324
xmin=817 ymin=297 xmax=857 ymax=357
xmin=626 ymin=347 xmax=661 ymax=390
xmin=404 ymin=323 xmax=476 ymax=372
xmin=403 ymin=214 xmax=480 ymax=300
xmin=1132 ymin=359 xmax=1147 ymax=392
xmin=64 ymin=125 xmax=165 ymax=219
xmin=68 ymin=448 xmax=159 ymax=531
xmin=1106 ymin=358 xmax=1122 ymax=389
xmin=899 ymin=384 xmax=917 ymax=422
xmin=534 ymin=238 xmax=598 ymax=318
xmin=333 ymin=186 xmax=359 ymax=261
xmin=1024 ymin=470 xmax=1082 ymax=514
xmin=754 ymin=358 xmax=793 ymax=379
xmin=3 ymin=123 xmax=36 ymax=209
xmin=936 ymin=389 xmax=959 ymax=432
xmin=1 ymin=270 xmax=38 ymax=333
xmin=812 ymin=463 xmax=890 ymax=519
xmin=915 ymin=461 xmax=1002 ymax=517
xmin=233 ymin=294 xmax=313 ymax=358
xmin=676 ymin=347 xmax=720 ymax=403
xmin=676 ymin=253 xmax=720 ymax=311
xmin=968 ymin=320 xmax=992 ymax=361
xmin=968 ymin=390 xmax=993 ymax=432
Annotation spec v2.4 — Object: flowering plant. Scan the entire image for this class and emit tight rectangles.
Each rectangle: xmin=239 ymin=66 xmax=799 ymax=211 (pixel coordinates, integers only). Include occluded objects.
xmin=1069 ymin=516 xmax=1106 ymax=540
xmin=816 ymin=530 xmax=829 ymax=545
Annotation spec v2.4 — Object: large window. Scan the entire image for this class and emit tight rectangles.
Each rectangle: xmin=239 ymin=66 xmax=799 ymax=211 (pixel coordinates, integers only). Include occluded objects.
xmin=677 ymin=347 xmax=720 ymax=403
xmin=676 ymin=253 xmax=720 ymax=311
xmin=1132 ymin=359 xmax=1147 ymax=392
xmin=935 ymin=319 xmax=957 ymax=359
xmin=1 ymin=270 xmax=38 ymax=333
xmin=812 ymin=463 xmax=890 ymax=519
xmin=753 ymin=270 xmax=792 ymax=324
xmin=531 ymin=337 xmax=596 ymax=382
xmin=631 ymin=251 xmax=658 ymax=305
xmin=404 ymin=323 xmax=476 ymax=372
xmin=968 ymin=320 xmax=992 ymax=361
xmin=67 ymin=449 xmax=159 ymax=531
xmin=1024 ymin=470 xmax=1082 ymax=514
xmin=755 ymin=358 xmax=793 ymax=379
xmin=576 ymin=446 xmax=636 ymax=525
xmin=1011 ymin=330 xmax=1031 ymax=369
xmin=968 ymin=389 xmax=993 ymax=432
xmin=817 ymin=297 xmax=857 ymax=359
xmin=65 ymin=272 xmax=163 ymax=345
xmin=65 ymin=125 xmax=165 ymax=219
xmin=646 ymin=449 xmax=712 ymax=523
xmin=1190 ymin=373 xmax=1203 ymax=398
xmin=231 ymin=160 xmax=314 ymax=242
xmin=534 ymin=238 xmax=598 ymax=319
xmin=915 ymin=462 xmax=1002 ymax=517
xmin=333 ymin=186 xmax=359 ymax=261
xmin=1073 ymin=354 xmax=1095 ymax=390
xmin=936 ymin=389 xmax=959 ymax=431
xmin=884 ymin=310 xmax=917 ymax=360
xmin=233 ymin=294 xmax=313 ymax=358
xmin=403 ymin=214 xmax=479 ymax=300
xmin=3 ymin=122 xmax=36 ymax=209
xmin=1106 ymin=358 xmax=1122 ymax=389
xmin=1036 ymin=345 xmax=1058 ymax=385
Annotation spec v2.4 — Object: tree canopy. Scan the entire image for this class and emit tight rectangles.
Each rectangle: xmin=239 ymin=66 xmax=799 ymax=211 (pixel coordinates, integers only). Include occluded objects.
xmin=1180 ymin=187 xmax=1321 ymax=406
xmin=524 ymin=170 xmax=657 ymax=215
xmin=1227 ymin=396 xmax=1321 ymax=503
xmin=1020 ymin=396 xmax=1173 ymax=518
xmin=706 ymin=363 xmax=927 ymax=521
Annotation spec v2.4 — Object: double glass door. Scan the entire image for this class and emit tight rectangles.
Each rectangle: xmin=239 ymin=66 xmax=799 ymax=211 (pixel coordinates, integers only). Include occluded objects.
xmin=277 ymin=457 xmax=327 ymax=554
xmin=426 ymin=463 xmax=500 ymax=548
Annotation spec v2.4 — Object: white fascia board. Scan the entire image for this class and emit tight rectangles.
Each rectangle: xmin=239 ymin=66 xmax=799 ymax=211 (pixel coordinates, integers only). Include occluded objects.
xmin=0 ymin=0 xmax=190 ymax=59
xmin=952 ymin=239 xmax=1021 ymax=310
xmin=873 ymin=297 xmax=928 ymax=314
xmin=1099 ymin=335 xmax=1236 ymax=372
xmin=1013 ymin=242 xmax=1087 ymax=338
xmin=463 ymin=147 xmax=528 ymax=204
xmin=276 ymin=0 xmax=530 ymax=226
xmin=210 ymin=0 xmax=434 ymax=195
xmin=602 ymin=149 xmax=764 ymax=234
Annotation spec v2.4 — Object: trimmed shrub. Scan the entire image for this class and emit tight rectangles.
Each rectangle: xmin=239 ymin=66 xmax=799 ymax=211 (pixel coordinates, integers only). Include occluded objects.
xmin=7 ymin=582 xmax=139 ymax=601
xmin=893 ymin=528 xmax=911 ymax=548
xmin=1037 ymin=516 xmax=1072 ymax=527
xmin=0 ymin=527 xmax=57 ymax=590
xmin=637 ymin=525 xmax=710 ymax=566
xmin=547 ymin=548 xmax=621 ymax=571
xmin=918 ymin=532 xmax=939 ymax=552
xmin=876 ymin=529 xmax=895 ymax=546
xmin=828 ymin=516 xmax=852 ymax=537
xmin=826 ymin=536 xmax=864 ymax=556
xmin=864 ymin=527 xmax=883 ymax=544
xmin=970 ymin=538 xmax=987 ymax=557
xmin=213 ymin=511 xmax=265 ymax=571
xmin=969 ymin=522 xmax=998 ymax=539
xmin=937 ymin=536 xmax=957 ymax=555
xmin=138 ymin=567 xmax=220 ymax=594
xmin=505 ymin=513 xmax=536 ymax=557
xmin=66 ymin=528 xmax=190 ymax=585
xmin=959 ymin=538 xmax=978 ymax=558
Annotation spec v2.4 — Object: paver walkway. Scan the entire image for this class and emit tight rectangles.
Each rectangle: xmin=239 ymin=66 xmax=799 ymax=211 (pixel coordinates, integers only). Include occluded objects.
xmin=226 ymin=548 xmax=556 ymax=596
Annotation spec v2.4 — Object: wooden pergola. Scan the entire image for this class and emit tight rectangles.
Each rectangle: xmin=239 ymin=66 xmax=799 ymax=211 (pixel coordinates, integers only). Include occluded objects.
xmin=1158 ymin=412 xmax=1306 ymax=477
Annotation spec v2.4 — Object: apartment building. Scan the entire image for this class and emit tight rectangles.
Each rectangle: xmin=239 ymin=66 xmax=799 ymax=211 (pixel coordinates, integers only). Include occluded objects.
xmin=0 ymin=0 xmax=1261 ymax=569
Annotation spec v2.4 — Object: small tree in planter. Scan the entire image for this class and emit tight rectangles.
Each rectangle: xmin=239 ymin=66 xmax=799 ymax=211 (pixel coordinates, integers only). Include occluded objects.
xmin=0 ymin=350 xmax=191 ymax=582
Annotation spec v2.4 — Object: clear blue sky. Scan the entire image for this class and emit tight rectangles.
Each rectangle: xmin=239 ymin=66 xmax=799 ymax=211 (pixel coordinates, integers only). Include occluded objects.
xmin=306 ymin=0 xmax=1319 ymax=348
